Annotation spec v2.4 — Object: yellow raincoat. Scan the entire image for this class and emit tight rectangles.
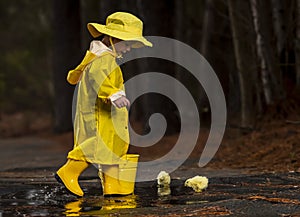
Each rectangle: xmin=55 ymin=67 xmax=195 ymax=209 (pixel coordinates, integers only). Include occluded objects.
xmin=67 ymin=41 xmax=129 ymax=165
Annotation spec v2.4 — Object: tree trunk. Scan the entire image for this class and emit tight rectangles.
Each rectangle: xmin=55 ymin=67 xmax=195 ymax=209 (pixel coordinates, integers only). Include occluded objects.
xmin=254 ymin=0 xmax=285 ymax=103
xmin=295 ymin=0 xmax=300 ymax=87
xmin=271 ymin=0 xmax=285 ymax=54
xmin=198 ymin=0 xmax=215 ymax=116
xmin=52 ymin=0 xmax=82 ymax=133
xmin=201 ymin=0 xmax=215 ymax=58
xmin=135 ymin=0 xmax=179 ymax=134
xmin=250 ymin=0 xmax=272 ymax=105
xmin=228 ymin=0 xmax=258 ymax=128
xmin=80 ymin=0 xmax=101 ymax=50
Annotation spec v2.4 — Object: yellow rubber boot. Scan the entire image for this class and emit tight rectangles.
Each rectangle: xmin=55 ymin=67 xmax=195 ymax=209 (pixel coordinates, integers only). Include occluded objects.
xmin=99 ymin=154 xmax=139 ymax=196
xmin=55 ymin=159 xmax=89 ymax=197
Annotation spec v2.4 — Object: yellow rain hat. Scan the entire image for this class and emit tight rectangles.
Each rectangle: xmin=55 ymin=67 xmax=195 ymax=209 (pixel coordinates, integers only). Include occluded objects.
xmin=87 ymin=12 xmax=152 ymax=48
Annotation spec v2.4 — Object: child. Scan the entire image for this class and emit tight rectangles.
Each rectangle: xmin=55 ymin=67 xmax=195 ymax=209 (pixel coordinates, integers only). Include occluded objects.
xmin=55 ymin=12 xmax=152 ymax=197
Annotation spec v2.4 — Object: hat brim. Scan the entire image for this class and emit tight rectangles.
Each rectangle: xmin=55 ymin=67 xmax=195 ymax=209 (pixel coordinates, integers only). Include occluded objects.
xmin=87 ymin=23 xmax=152 ymax=48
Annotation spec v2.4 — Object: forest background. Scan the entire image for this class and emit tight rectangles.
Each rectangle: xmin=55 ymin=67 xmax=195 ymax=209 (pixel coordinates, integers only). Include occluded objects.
xmin=1 ymin=0 xmax=300 ymax=172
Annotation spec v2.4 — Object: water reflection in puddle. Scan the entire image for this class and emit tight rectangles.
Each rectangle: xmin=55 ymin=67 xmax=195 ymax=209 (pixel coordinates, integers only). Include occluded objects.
xmin=0 ymin=177 xmax=221 ymax=216
xmin=0 ymin=181 xmax=168 ymax=216
xmin=64 ymin=195 xmax=138 ymax=216
xmin=0 ymin=179 xmax=205 ymax=216
xmin=1 ymin=173 xmax=300 ymax=216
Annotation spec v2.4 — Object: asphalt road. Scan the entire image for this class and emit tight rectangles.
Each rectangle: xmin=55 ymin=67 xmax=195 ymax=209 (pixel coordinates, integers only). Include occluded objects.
xmin=1 ymin=137 xmax=300 ymax=216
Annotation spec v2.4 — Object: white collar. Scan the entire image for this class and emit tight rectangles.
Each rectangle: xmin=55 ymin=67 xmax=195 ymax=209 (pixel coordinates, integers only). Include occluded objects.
xmin=89 ymin=40 xmax=113 ymax=56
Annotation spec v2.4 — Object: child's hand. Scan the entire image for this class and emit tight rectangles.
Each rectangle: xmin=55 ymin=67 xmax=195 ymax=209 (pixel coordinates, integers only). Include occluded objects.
xmin=112 ymin=96 xmax=131 ymax=108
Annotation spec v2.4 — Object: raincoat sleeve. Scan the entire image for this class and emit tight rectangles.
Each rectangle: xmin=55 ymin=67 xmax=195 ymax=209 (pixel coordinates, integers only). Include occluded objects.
xmin=67 ymin=51 xmax=97 ymax=85
xmin=88 ymin=54 xmax=124 ymax=102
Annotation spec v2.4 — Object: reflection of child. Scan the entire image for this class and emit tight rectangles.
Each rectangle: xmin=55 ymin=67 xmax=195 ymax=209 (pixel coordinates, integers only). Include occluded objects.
xmin=55 ymin=12 xmax=152 ymax=197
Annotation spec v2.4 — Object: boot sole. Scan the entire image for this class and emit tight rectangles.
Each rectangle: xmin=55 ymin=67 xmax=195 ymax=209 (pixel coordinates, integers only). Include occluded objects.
xmin=55 ymin=173 xmax=83 ymax=197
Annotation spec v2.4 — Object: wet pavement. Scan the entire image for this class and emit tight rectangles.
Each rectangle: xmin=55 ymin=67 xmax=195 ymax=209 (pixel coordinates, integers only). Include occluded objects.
xmin=1 ymin=137 xmax=300 ymax=216
xmin=1 ymin=170 xmax=300 ymax=216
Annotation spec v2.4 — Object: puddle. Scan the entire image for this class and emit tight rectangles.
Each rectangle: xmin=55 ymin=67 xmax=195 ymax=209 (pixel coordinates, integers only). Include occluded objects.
xmin=0 ymin=177 xmax=214 ymax=216
xmin=1 ymin=173 xmax=300 ymax=216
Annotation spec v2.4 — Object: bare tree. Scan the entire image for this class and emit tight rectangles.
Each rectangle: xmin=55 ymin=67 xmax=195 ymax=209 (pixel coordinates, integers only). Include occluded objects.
xmin=201 ymin=0 xmax=215 ymax=57
xmin=52 ymin=0 xmax=82 ymax=132
xmin=250 ymin=0 xmax=272 ymax=105
xmin=251 ymin=0 xmax=285 ymax=104
xmin=228 ymin=0 xmax=258 ymax=128
xmin=135 ymin=0 xmax=180 ymax=134
xmin=271 ymin=0 xmax=285 ymax=54
xmin=296 ymin=0 xmax=300 ymax=87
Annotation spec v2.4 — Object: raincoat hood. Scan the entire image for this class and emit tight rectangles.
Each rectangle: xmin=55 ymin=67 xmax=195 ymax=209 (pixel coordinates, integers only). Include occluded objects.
xmin=87 ymin=12 xmax=152 ymax=48
xmin=67 ymin=41 xmax=114 ymax=85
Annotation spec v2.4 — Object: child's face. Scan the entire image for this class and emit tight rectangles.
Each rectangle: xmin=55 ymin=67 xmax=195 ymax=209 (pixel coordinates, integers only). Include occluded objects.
xmin=112 ymin=38 xmax=133 ymax=55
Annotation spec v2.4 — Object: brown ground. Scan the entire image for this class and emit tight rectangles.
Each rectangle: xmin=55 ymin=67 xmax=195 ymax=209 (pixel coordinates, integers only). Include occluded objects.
xmin=213 ymin=95 xmax=300 ymax=173
xmin=1 ymin=97 xmax=300 ymax=173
